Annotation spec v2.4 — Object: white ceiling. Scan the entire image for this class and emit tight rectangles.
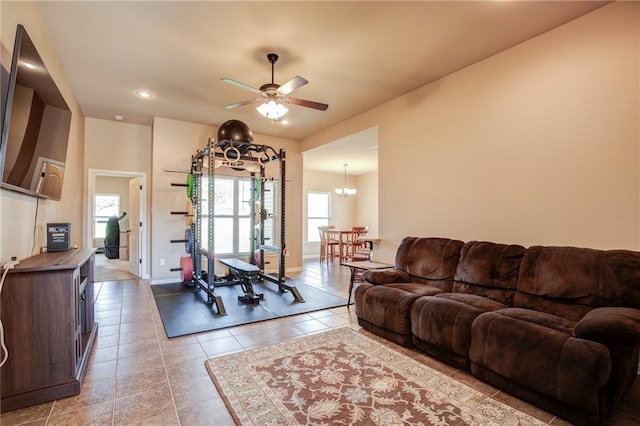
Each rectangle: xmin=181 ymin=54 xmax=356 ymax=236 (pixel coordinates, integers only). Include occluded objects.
xmin=31 ymin=1 xmax=607 ymax=174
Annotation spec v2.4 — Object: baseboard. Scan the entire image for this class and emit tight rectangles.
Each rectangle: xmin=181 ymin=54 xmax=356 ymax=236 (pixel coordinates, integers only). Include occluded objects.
xmin=263 ymin=267 xmax=303 ymax=274
xmin=150 ymin=278 xmax=182 ymax=285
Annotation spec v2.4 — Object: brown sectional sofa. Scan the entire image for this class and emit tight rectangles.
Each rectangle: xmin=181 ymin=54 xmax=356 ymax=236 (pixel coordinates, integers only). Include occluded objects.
xmin=354 ymin=237 xmax=640 ymax=426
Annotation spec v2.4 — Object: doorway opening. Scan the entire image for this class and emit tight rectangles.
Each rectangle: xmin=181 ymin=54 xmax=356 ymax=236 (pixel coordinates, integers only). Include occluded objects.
xmin=301 ymin=126 xmax=379 ymax=260
xmin=87 ymin=169 xmax=148 ymax=280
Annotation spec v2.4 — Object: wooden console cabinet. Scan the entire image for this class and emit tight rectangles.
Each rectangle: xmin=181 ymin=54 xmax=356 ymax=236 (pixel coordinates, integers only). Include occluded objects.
xmin=0 ymin=248 xmax=97 ymax=412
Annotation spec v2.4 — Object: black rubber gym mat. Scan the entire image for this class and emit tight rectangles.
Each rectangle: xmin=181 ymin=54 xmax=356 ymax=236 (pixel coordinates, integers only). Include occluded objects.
xmin=152 ymin=280 xmax=347 ymax=338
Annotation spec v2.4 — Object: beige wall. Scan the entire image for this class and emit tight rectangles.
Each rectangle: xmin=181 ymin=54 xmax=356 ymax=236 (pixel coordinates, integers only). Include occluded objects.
xmin=1 ymin=3 xmax=85 ymax=262
xmin=84 ymin=118 xmax=151 ymax=173
xmin=151 ymin=117 xmax=302 ymax=283
xmin=355 ymin=172 xmax=378 ymax=238
xmin=638 ymin=5 xmax=640 ymax=248
xmin=302 ymin=2 xmax=640 ymax=263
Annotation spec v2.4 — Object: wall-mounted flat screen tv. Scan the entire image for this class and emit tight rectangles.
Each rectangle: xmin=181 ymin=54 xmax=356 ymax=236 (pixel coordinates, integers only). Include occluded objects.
xmin=0 ymin=24 xmax=72 ymax=201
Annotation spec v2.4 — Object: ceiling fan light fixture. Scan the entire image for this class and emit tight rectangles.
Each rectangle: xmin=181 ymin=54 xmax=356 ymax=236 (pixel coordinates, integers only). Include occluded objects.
xmin=257 ymin=100 xmax=288 ymax=120
xmin=135 ymin=90 xmax=153 ymax=99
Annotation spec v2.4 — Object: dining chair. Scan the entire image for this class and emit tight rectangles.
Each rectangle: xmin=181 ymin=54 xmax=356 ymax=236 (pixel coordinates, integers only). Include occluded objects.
xmin=318 ymin=225 xmax=340 ymax=263
xmin=346 ymin=226 xmax=368 ymax=260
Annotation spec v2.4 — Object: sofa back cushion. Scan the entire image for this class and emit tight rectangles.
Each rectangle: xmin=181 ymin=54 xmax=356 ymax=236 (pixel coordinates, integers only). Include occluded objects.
xmin=453 ymin=241 xmax=525 ymax=305
xmin=515 ymin=246 xmax=640 ymax=321
xmin=395 ymin=237 xmax=464 ymax=291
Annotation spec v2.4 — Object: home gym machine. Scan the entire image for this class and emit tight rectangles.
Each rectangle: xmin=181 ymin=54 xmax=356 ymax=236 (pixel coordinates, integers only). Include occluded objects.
xmin=181 ymin=120 xmax=304 ymax=315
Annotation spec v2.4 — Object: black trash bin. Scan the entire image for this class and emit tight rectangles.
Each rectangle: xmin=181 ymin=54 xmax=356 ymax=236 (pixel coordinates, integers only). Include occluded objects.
xmin=104 ymin=212 xmax=126 ymax=259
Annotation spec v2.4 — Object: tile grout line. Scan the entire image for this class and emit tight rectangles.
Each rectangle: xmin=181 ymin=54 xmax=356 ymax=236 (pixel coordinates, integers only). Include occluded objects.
xmin=148 ymin=286 xmax=183 ymax=425
xmin=44 ymin=282 xmax=121 ymax=425
xmin=42 ymin=282 xmax=104 ymax=424
xmin=111 ymin=284 xmax=124 ymax=426
xmin=43 ymin=399 xmax=55 ymax=425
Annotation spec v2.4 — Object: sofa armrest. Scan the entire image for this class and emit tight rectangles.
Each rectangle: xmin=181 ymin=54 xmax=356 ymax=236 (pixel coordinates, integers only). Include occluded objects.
xmin=574 ymin=307 xmax=640 ymax=345
xmin=362 ymin=268 xmax=409 ymax=285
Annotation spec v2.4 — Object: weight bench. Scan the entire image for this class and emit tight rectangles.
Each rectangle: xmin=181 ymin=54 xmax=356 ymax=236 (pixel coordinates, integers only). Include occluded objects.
xmin=219 ymin=258 xmax=264 ymax=304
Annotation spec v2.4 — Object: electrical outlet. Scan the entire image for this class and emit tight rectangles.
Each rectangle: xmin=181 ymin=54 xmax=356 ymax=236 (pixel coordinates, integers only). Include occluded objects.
xmin=160 ymin=258 xmax=166 ymax=266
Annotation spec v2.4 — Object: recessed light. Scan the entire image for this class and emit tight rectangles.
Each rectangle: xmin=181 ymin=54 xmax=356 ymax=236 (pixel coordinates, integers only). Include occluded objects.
xmin=135 ymin=90 xmax=153 ymax=99
xmin=114 ymin=115 xmax=124 ymax=121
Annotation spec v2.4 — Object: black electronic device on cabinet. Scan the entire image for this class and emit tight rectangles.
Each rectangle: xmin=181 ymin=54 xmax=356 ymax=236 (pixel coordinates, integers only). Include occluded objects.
xmin=47 ymin=222 xmax=71 ymax=251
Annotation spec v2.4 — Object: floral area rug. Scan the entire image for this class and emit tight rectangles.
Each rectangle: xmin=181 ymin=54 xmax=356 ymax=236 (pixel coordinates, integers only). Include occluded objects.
xmin=205 ymin=327 xmax=547 ymax=425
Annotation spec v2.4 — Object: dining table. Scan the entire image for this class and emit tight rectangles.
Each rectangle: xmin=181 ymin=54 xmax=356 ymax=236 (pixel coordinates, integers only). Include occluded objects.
xmin=326 ymin=229 xmax=351 ymax=260
xmin=326 ymin=229 xmax=378 ymax=261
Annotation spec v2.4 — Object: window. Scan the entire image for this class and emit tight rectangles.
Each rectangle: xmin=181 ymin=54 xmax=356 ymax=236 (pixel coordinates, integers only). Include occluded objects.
xmin=200 ymin=176 xmax=278 ymax=256
xmin=307 ymin=192 xmax=330 ymax=242
xmin=262 ymin=181 xmax=278 ymax=249
xmin=94 ymin=194 xmax=120 ymax=239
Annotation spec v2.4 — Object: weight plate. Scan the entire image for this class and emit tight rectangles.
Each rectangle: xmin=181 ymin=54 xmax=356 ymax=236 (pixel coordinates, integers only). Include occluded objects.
xmin=186 ymin=199 xmax=194 ymax=226
xmin=180 ymin=256 xmax=193 ymax=282
xmin=187 ymin=174 xmax=194 ymax=198
xmin=185 ymin=228 xmax=194 ymax=254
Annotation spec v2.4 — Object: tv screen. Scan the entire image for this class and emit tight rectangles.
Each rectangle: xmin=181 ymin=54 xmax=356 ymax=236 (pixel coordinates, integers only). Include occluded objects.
xmin=0 ymin=24 xmax=71 ymax=201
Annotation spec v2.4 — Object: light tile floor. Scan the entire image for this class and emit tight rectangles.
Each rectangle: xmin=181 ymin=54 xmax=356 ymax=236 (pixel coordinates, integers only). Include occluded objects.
xmin=2 ymin=260 xmax=639 ymax=425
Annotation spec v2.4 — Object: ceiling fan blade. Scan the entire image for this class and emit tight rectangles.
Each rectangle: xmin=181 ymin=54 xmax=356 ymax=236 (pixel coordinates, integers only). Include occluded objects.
xmin=285 ymin=97 xmax=329 ymax=111
xmin=276 ymin=76 xmax=308 ymax=96
xmin=220 ymin=78 xmax=262 ymax=94
xmin=222 ymin=99 xmax=261 ymax=110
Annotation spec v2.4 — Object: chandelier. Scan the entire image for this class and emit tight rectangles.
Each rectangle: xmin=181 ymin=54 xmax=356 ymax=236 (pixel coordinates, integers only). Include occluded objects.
xmin=335 ymin=164 xmax=356 ymax=197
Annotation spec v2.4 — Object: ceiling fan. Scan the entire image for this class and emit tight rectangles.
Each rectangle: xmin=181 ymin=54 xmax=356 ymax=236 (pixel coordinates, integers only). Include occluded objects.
xmin=221 ymin=53 xmax=329 ymax=118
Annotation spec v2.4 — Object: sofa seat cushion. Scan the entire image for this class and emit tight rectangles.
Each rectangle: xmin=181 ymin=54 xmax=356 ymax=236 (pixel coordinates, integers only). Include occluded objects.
xmin=574 ymin=307 xmax=640 ymax=345
xmin=410 ymin=294 xmax=506 ymax=365
xmin=385 ymin=283 xmax=445 ymax=296
xmin=469 ymin=308 xmax=611 ymax=413
xmin=436 ymin=293 xmax=508 ymax=311
xmin=496 ymin=307 xmax=576 ymax=335
xmin=355 ymin=282 xmax=441 ymax=347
